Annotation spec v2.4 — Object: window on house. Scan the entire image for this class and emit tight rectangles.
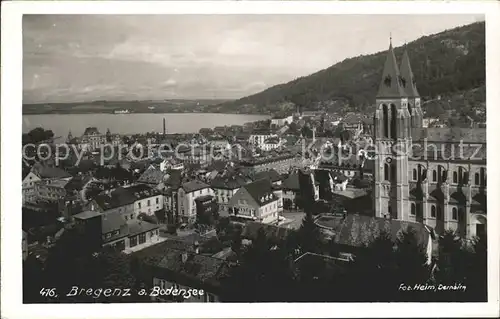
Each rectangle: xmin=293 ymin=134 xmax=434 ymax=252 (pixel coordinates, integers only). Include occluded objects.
xmin=147 ymin=200 xmax=151 ymax=206
xmin=156 ymin=197 xmax=159 ymax=204
xmin=432 ymin=170 xmax=437 ymax=182
xmin=384 ymin=163 xmax=390 ymax=181
xmin=130 ymin=214 xmax=134 ymax=219
xmin=125 ymin=215 xmax=128 ymax=221
xmin=130 ymin=236 xmax=137 ymax=247
xmin=139 ymin=233 xmax=146 ymax=244
xmin=138 ymin=202 xmax=141 ymax=209
xmin=475 ymin=172 xmax=480 ymax=185
xmin=453 ymin=172 xmax=458 ymax=184
xmin=452 ymin=207 xmax=458 ymax=221
xmin=413 ymin=169 xmax=417 ymax=181
xmin=411 ymin=203 xmax=416 ymax=215
xmin=431 ymin=205 xmax=436 ymax=218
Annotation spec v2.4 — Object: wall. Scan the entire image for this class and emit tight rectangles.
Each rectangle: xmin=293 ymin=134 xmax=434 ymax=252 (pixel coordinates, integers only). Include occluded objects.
xmin=213 ymin=187 xmax=239 ymax=213
xmin=22 ymin=172 xmax=41 ymax=204
xmin=407 ymin=159 xmax=486 ymax=239
xmin=134 ymin=194 xmax=164 ymax=216
xmin=178 ymin=188 xmax=214 ymax=223
xmin=101 ymin=203 xmax=136 ymax=222
xmin=104 ymin=228 xmax=160 ymax=253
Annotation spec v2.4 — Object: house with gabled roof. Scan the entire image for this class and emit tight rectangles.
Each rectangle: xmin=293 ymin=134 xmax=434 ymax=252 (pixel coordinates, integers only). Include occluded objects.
xmin=137 ymin=240 xmax=231 ymax=302
xmin=228 ymin=179 xmax=281 ymax=225
xmin=210 ymin=172 xmax=252 ymax=214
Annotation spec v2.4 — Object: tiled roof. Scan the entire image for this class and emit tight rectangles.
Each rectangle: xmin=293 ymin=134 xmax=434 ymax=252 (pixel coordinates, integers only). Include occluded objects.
xmin=164 ymin=170 xmax=182 ymax=189
xmin=241 ymin=221 xmax=293 ymax=243
xmin=411 ymin=127 xmax=486 ymax=143
xmin=211 ymin=173 xmax=250 ymax=190
xmin=376 ymin=43 xmax=406 ymax=98
xmin=83 ymin=127 xmax=101 ymax=135
xmin=316 ymin=214 xmax=432 ymax=248
xmin=141 ymin=242 xmax=229 ymax=287
xmin=64 ymin=176 xmax=92 ymax=192
xmin=181 ymin=180 xmax=210 ymax=193
xmin=411 ymin=142 xmax=486 ymax=162
xmin=243 ymin=179 xmax=278 ymax=206
xmin=73 ymin=210 xmax=102 ymax=220
xmin=138 ymin=166 xmax=166 ymax=185
xmin=102 ymin=212 xmax=125 ymax=234
xmin=253 ymin=169 xmax=282 ymax=183
xmin=95 ymin=184 xmax=160 ymax=210
xmin=282 ymin=173 xmax=300 ymax=191
xmin=400 ymin=49 xmax=420 ymax=97
xmin=342 ymin=113 xmax=364 ymax=125
xmin=127 ymin=219 xmax=160 ymax=237
xmin=35 ymin=166 xmax=72 ymax=179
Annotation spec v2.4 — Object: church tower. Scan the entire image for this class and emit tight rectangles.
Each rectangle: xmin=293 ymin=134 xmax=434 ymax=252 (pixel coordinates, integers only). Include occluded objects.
xmin=373 ymin=40 xmax=411 ymax=220
xmin=399 ymin=47 xmax=423 ymax=130
xmin=67 ymin=130 xmax=73 ymax=144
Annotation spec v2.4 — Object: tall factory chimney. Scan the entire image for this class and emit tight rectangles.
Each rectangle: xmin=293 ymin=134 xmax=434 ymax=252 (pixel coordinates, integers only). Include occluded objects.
xmin=163 ymin=118 xmax=166 ymax=136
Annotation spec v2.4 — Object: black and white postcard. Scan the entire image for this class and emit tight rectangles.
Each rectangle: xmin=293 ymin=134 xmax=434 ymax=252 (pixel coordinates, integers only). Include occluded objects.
xmin=1 ymin=1 xmax=499 ymax=318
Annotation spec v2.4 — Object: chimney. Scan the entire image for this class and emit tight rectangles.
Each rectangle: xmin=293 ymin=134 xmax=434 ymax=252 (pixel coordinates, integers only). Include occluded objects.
xmin=163 ymin=118 xmax=166 ymax=136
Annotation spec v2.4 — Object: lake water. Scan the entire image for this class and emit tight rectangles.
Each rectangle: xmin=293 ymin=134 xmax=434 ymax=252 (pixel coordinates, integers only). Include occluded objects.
xmin=22 ymin=113 xmax=270 ymax=138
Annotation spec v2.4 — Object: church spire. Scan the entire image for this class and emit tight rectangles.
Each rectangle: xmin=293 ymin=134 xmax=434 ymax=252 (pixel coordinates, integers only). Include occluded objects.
xmin=399 ymin=47 xmax=420 ymax=97
xmin=377 ymin=40 xmax=406 ymax=99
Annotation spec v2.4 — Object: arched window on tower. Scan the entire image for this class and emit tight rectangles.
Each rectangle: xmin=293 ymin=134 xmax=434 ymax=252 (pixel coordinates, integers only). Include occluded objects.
xmin=452 ymin=207 xmax=458 ymax=221
xmin=453 ymin=171 xmax=458 ymax=184
xmin=432 ymin=170 xmax=437 ymax=182
xmin=431 ymin=205 xmax=436 ymax=218
xmin=391 ymin=164 xmax=397 ymax=183
xmin=383 ymin=104 xmax=389 ymax=138
xmin=411 ymin=203 xmax=416 ymax=216
xmin=475 ymin=172 xmax=480 ymax=185
xmin=390 ymin=104 xmax=397 ymax=140
xmin=384 ymin=163 xmax=390 ymax=181
xmin=412 ymin=168 xmax=417 ymax=181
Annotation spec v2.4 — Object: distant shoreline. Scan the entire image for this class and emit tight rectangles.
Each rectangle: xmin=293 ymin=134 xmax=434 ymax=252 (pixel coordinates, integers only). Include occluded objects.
xmin=22 ymin=110 xmax=269 ymax=116
xmin=21 ymin=99 xmax=274 ymax=116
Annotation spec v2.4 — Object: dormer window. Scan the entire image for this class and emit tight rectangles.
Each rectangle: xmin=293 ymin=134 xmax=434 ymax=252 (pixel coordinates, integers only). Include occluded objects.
xmin=384 ymin=75 xmax=392 ymax=87
xmin=399 ymin=76 xmax=406 ymax=88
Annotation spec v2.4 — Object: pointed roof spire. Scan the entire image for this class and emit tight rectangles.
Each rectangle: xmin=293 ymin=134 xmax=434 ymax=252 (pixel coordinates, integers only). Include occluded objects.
xmin=399 ymin=47 xmax=420 ymax=97
xmin=377 ymin=40 xmax=406 ymax=99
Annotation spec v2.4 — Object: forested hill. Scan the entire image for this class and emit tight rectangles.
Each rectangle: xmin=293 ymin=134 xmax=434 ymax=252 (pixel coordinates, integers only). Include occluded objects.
xmin=212 ymin=21 xmax=484 ymax=114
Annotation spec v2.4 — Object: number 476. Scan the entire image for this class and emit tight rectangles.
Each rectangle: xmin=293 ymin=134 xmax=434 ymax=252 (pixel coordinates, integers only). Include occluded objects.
xmin=40 ymin=288 xmax=57 ymax=297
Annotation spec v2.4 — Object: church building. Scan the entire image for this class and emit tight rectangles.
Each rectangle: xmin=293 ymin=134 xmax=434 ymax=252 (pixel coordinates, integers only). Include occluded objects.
xmin=373 ymin=40 xmax=486 ymax=240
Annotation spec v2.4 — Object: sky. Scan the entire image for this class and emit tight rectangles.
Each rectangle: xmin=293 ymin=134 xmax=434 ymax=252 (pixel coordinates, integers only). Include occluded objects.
xmin=23 ymin=14 xmax=484 ymax=103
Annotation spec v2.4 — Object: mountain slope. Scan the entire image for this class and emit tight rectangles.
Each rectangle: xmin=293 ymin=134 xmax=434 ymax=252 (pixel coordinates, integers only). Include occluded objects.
xmin=213 ymin=22 xmax=485 ymax=113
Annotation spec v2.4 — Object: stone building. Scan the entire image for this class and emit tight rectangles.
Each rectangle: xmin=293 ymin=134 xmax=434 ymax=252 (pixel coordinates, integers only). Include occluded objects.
xmin=372 ymin=41 xmax=486 ymax=239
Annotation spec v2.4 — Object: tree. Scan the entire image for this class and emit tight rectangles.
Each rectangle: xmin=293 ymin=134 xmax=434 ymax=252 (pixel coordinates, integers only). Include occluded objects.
xmin=466 ymin=234 xmax=487 ymax=301
xmin=41 ymin=228 xmax=139 ymax=303
xmin=222 ymin=228 xmax=296 ymax=302
xmin=394 ymin=227 xmax=430 ymax=286
xmin=297 ymin=212 xmax=322 ymax=254
xmin=230 ymin=227 xmax=243 ymax=259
